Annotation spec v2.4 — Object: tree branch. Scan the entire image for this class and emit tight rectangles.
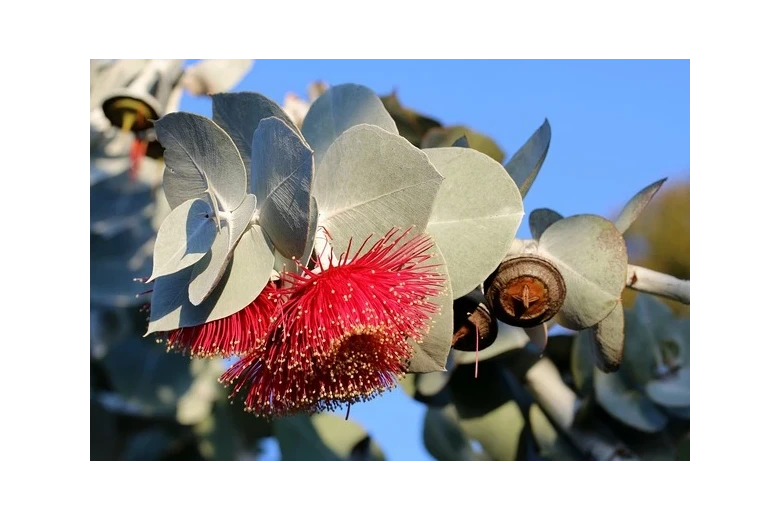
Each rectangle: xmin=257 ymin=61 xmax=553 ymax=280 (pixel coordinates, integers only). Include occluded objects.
xmin=625 ymin=264 xmax=690 ymax=305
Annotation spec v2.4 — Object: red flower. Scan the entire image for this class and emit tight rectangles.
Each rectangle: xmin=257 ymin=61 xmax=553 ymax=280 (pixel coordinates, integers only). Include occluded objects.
xmin=163 ymin=282 xmax=283 ymax=359
xmin=221 ymin=228 xmax=446 ymax=418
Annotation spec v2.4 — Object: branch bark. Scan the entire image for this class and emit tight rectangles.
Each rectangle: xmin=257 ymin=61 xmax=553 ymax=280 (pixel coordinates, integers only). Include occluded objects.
xmin=625 ymin=264 xmax=690 ymax=305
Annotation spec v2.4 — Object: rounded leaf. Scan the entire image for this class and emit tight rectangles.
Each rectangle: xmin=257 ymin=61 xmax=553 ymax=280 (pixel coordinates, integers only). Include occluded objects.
xmin=252 ymin=117 xmax=316 ymax=260
xmin=594 ymin=370 xmax=668 ymax=433
xmin=407 ymin=242 xmax=454 ymax=373
xmin=156 ymin=112 xmax=247 ymax=212
xmin=539 ymin=215 xmax=628 ymax=330
xmin=646 ymin=367 xmax=690 ymax=408
xmin=212 ymin=91 xmax=300 ymax=177
xmin=312 ymin=124 xmax=443 ymax=257
xmin=102 ymin=335 xmax=194 ymax=416
xmin=592 ymin=302 xmax=625 ymax=373
xmin=529 ymin=208 xmax=563 ymax=241
xmin=424 ymin=147 xmax=524 ymax=298
xmin=423 ymin=407 xmax=484 ymax=461
xmin=148 ymin=199 xmax=217 ymax=282
xmin=90 ymin=228 xmax=154 ymax=307
xmin=302 ymin=83 xmax=398 ymax=167
xmin=623 ymin=293 xmax=675 ymax=386
xmin=147 ymin=224 xmax=274 ymax=333
xmin=188 ymin=194 xmax=257 ymax=305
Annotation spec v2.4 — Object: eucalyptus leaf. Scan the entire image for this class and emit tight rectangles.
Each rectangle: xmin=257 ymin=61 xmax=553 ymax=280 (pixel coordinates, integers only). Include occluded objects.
xmin=416 ymin=371 xmax=451 ymax=398
xmin=188 ymin=194 xmax=257 ymax=305
xmin=423 ymin=407 xmax=483 ymax=461
xmin=252 ymin=116 xmax=316 ymax=260
xmin=90 ymin=171 xmax=154 ymax=238
xmin=646 ymin=367 xmax=690 ymax=408
xmin=102 ymin=335 xmax=194 ymax=416
xmin=529 ymin=208 xmax=563 ymax=241
xmin=539 ymin=215 xmax=628 ymax=330
xmin=592 ymin=302 xmax=625 ymax=373
xmin=623 ymin=294 xmax=675 ymax=386
xmin=311 ymin=413 xmax=385 ymax=461
xmin=453 ymin=400 xmax=524 ymax=461
xmin=424 ymin=147 xmax=524 ymax=299
xmin=614 ymin=178 xmax=667 ymax=234
xmin=147 ymin=224 xmax=274 ymax=333
xmin=594 ymin=370 xmax=668 ymax=433
xmin=504 ymin=119 xmax=552 ymax=198
xmin=90 ymin=228 xmax=154 ymax=307
xmin=156 ymin=112 xmax=247 ymax=212
xmin=273 ymin=414 xmax=341 ymax=461
xmin=148 ymin=199 xmax=217 ymax=282
xmin=312 ymin=124 xmax=443 ymax=257
xmin=407 ymin=242 xmax=453 ymax=373
xmin=211 ymin=91 xmax=301 ymax=177
xmin=302 ymin=83 xmax=398 ymax=167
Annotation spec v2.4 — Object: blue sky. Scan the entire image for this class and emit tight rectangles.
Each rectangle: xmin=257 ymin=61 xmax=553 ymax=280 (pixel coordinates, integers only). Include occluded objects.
xmin=179 ymin=59 xmax=690 ymax=461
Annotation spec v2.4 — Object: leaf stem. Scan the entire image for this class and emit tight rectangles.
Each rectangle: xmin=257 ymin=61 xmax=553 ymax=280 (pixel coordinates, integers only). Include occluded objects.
xmin=625 ymin=265 xmax=690 ymax=305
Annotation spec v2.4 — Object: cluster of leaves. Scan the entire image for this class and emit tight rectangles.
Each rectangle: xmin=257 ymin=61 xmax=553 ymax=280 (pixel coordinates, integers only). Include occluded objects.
xmin=404 ymin=292 xmax=689 ymax=461
xmin=90 ymin=62 xmax=689 ymax=461
xmin=90 ymin=60 xmax=306 ymax=461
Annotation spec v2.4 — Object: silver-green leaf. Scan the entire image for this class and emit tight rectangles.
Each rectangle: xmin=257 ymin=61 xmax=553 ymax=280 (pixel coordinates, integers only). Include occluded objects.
xmin=592 ymin=302 xmax=625 ymax=373
xmin=156 ymin=112 xmax=247 ymax=213
xmin=423 ymin=408 xmax=484 ymax=461
xmin=302 ymin=83 xmax=398 ymax=168
xmin=614 ymin=178 xmax=667 ymax=234
xmin=212 ymin=92 xmax=301 ymax=179
xmin=407 ymin=242 xmax=453 ymax=373
xmin=594 ymin=370 xmax=668 ymax=433
xmin=252 ymin=116 xmax=316 ymax=260
xmin=529 ymin=208 xmax=563 ymax=240
xmin=646 ymin=367 xmax=690 ymax=408
xmin=424 ymin=147 xmax=524 ymax=299
xmin=148 ymin=199 xmax=217 ymax=282
xmin=623 ymin=294 xmax=675 ymax=386
xmin=188 ymin=194 xmax=257 ymax=305
xmin=539 ymin=215 xmax=628 ymax=330
xmin=147 ymin=223 xmax=274 ymax=333
xmin=505 ymin=119 xmax=552 ymax=198
xmin=312 ymin=124 xmax=443 ymax=256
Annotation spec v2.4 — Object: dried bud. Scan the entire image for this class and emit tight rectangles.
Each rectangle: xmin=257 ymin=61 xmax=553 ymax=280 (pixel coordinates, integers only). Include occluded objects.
xmin=485 ymin=255 xmax=566 ymax=327
xmin=452 ymin=289 xmax=498 ymax=352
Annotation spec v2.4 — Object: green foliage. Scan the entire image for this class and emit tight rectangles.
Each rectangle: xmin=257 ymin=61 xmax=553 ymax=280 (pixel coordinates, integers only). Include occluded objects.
xmin=91 ymin=61 xmax=688 ymax=461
